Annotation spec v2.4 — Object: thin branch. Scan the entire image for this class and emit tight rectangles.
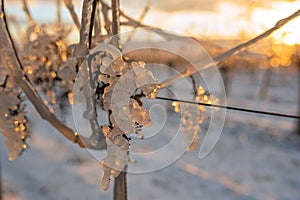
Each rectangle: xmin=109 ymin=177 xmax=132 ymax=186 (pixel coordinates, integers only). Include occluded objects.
xmin=56 ymin=0 xmax=62 ymax=25
xmin=111 ymin=0 xmax=121 ymax=49
xmin=6 ymin=15 xmax=22 ymax=41
xmin=101 ymin=1 xmax=178 ymax=40
xmin=0 ymin=0 xmax=85 ymax=147
xmin=103 ymin=2 xmax=300 ymax=88
xmin=111 ymin=0 xmax=120 ymax=36
xmin=21 ymin=0 xmax=35 ymax=27
xmin=89 ymin=0 xmax=98 ymax=49
xmin=100 ymin=1 xmax=112 ymax=35
xmin=160 ymin=9 xmax=300 ymax=88
xmin=93 ymin=3 xmax=102 ymax=41
xmin=63 ymin=0 xmax=81 ymax=31
xmin=136 ymin=2 xmax=151 ymax=25
xmin=213 ymin=9 xmax=300 ymax=63
xmin=125 ymin=2 xmax=151 ymax=43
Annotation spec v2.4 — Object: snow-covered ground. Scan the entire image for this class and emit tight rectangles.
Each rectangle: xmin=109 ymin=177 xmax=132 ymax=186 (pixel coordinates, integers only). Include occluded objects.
xmin=1 ymin=66 xmax=300 ymax=200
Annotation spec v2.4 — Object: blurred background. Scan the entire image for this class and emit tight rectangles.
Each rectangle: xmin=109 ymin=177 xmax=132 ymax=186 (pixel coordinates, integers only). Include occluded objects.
xmin=1 ymin=0 xmax=300 ymax=199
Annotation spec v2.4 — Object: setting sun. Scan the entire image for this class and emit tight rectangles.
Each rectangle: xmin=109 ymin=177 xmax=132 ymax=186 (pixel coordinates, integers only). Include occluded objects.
xmin=252 ymin=1 xmax=300 ymax=45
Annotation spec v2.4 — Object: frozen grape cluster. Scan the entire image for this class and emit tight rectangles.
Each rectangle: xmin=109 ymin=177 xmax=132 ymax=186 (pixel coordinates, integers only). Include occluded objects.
xmin=172 ymin=86 xmax=219 ymax=151
xmin=87 ymin=44 xmax=160 ymax=190
xmin=0 ymin=67 xmax=30 ymax=160
xmin=22 ymin=25 xmax=75 ymax=108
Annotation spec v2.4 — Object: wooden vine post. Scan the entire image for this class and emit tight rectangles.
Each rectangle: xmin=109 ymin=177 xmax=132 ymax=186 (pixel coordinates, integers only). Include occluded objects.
xmin=0 ymin=153 xmax=2 ymax=200
xmin=297 ymin=60 xmax=300 ymax=135
xmin=110 ymin=0 xmax=128 ymax=199
xmin=298 ymin=69 xmax=300 ymax=135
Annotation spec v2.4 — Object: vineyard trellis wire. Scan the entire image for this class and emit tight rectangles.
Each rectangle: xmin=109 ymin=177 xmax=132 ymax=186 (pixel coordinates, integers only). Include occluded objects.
xmin=0 ymin=1 xmax=300 ymax=200
xmin=155 ymin=96 xmax=300 ymax=119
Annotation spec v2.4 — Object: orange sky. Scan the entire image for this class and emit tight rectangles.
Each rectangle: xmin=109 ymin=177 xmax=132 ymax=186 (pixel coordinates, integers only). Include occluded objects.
xmin=128 ymin=1 xmax=300 ymax=44
xmin=120 ymin=0 xmax=300 ymax=44
xmin=6 ymin=0 xmax=300 ymax=45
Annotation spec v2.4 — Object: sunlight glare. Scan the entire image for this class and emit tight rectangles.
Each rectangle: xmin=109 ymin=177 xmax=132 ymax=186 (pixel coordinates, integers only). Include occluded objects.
xmin=252 ymin=1 xmax=300 ymax=45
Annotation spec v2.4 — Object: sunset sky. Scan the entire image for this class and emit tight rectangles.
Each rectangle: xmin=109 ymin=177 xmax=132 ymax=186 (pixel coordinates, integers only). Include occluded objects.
xmin=120 ymin=0 xmax=300 ymax=44
xmin=5 ymin=0 xmax=300 ymax=44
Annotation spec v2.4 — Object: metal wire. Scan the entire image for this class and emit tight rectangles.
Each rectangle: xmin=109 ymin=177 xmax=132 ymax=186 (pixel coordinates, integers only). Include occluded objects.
xmin=155 ymin=96 xmax=300 ymax=119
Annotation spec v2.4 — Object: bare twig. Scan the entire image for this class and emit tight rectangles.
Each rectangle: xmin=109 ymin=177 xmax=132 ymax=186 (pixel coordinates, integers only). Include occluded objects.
xmin=111 ymin=0 xmax=120 ymax=35
xmin=56 ymin=0 xmax=62 ymax=25
xmin=125 ymin=2 xmax=151 ymax=43
xmin=0 ymin=0 xmax=85 ymax=147
xmin=213 ymin=9 xmax=300 ymax=63
xmin=100 ymin=2 xmax=112 ymax=35
xmin=21 ymin=0 xmax=35 ymax=27
xmin=93 ymin=3 xmax=102 ymax=41
xmin=136 ymin=2 xmax=151 ymax=26
xmin=101 ymin=1 xmax=178 ymax=40
xmin=111 ymin=0 xmax=121 ymax=49
xmin=6 ymin=15 xmax=22 ymax=41
xmin=160 ymin=9 xmax=300 ymax=88
xmin=122 ymin=21 xmax=182 ymax=40
xmin=63 ymin=0 xmax=81 ymax=30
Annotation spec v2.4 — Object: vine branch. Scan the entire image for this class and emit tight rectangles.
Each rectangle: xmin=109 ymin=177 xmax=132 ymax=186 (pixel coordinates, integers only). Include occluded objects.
xmin=101 ymin=1 xmax=178 ymax=40
xmin=160 ymin=9 xmax=300 ymax=88
xmin=93 ymin=3 xmax=102 ymax=41
xmin=110 ymin=0 xmax=127 ymax=199
xmin=0 ymin=0 xmax=85 ymax=147
xmin=125 ymin=2 xmax=151 ymax=43
xmin=22 ymin=0 xmax=35 ymax=27
xmin=63 ymin=0 xmax=81 ymax=30
xmin=111 ymin=0 xmax=121 ymax=48
xmin=74 ymin=0 xmax=106 ymax=150
xmin=56 ymin=0 xmax=62 ymax=25
xmin=213 ymin=9 xmax=300 ymax=63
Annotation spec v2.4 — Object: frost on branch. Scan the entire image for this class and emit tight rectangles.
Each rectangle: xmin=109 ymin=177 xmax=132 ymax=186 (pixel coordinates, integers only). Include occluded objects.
xmin=0 ymin=64 xmax=30 ymax=160
xmin=172 ymin=86 xmax=219 ymax=151
xmin=90 ymin=44 xmax=159 ymax=190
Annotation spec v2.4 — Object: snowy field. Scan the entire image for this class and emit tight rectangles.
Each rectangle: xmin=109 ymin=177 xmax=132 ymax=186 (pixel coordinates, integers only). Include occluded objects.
xmin=1 ymin=66 xmax=300 ymax=200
